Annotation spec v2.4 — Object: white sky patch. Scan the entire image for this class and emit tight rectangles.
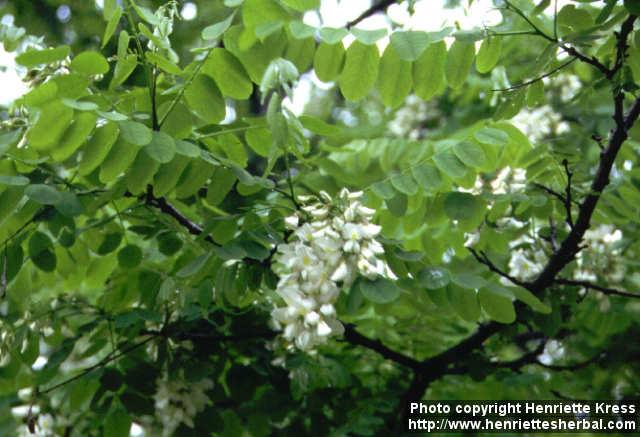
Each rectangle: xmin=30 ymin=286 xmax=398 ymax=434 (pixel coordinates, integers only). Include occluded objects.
xmin=0 ymin=47 xmax=28 ymax=105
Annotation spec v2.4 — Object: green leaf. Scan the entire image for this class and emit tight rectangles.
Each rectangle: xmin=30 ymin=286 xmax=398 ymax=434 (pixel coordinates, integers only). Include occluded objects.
xmin=97 ymin=232 xmax=123 ymax=255
xmin=419 ymin=267 xmax=451 ymax=289
xmin=339 ymin=41 xmax=379 ymax=101
xmin=99 ymin=137 xmax=141 ymax=183
xmin=242 ymin=0 xmax=288 ymax=29
xmin=0 ymin=130 xmax=22 ymax=157
xmin=479 ymin=288 xmax=516 ymax=323
xmin=313 ymin=42 xmax=345 ymax=82
xmin=102 ymin=6 xmax=123 ymax=48
xmin=16 ymin=45 xmax=70 ymax=67
xmin=445 ymin=40 xmax=475 ymax=89
xmin=175 ymin=140 xmax=201 ymax=157
xmin=511 ymin=286 xmax=551 ymax=314
xmin=26 ymin=101 xmax=74 ymax=151
xmin=390 ymin=31 xmax=430 ymax=61
xmin=52 ymin=111 xmax=97 ymax=162
xmin=377 ymin=44 xmax=412 ymax=108
xmin=0 ymin=175 xmax=29 ymax=186
xmin=144 ymin=131 xmax=176 ymax=164
xmin=289 ymin=20 xmax=316 ymax=39
xmin=433 ymin=150 xmax=467 ymax=179
xmin=385 ymin=192 xmax=408 ymax=216
xmin=413 ymin=41 xmax=446 ymax=101
xmin=475 ymin=37 xmax=501 ymax=74
xmin=453 ymin=141 xmax=487 ymax=168
xmin=203 ymin=48 xmax=253 ymax=99
xmin=474 ymin=127 xmax=509 ymax=146
xmin=443 ymin=192 xmax=486 ymax=223
xmin=185 ymin=74 xmax=226 ymax=123
xmin=78 ymin=122 xmax=120 ymax=176
xmin=55 ymin=191 xmax=84 ymax=217
xmin=118 ymin=121 xmax=152 ymax=146
xmin=145 ymin=52 xmax=182 ymax=75
xmin=125 ymin=149 xmax=161 ymax=194
xmin=390 ymin=173 xmax=418 ymax=195
xmin=117 ymin=245 xmax=143 ymax=268
xmin=28 ymin=231 xmax=56 ymax=272
xmin=318 ymin=27 xmax=348 ymax=44
xmin=206 ymin=167 xmax=237 ymax=206
xmin=451 ymin=272 xmax=487 ymax=290
xmin=110 ymin=54 xmax=137 ymax=89
xmin=299 ymin=115 xmax=341 ymax=136
xmin=371 ymin=180 xmax=395 ymax=200
xmin=70 ymin=51 xmax=109 ymax=76
xmin=526 ymin=80 xmax=545 ymax=107
xmin=280 ymin=0 xmax=319 ymax=11
xmin=104 ymin=407 xmax=132 ymax=437
xmin=25 ymin=184 xmax=61 ymax=205
xmin=285 ymin=37 xmax=315 ymax=72
xmin=61 ymin=98 xmax=99 ymax=111
xmin=130 ymin=1 xmax=160 ymax=25
xmin=202 ymin=13 xmax=236 ymax=40
xmin=447 ymin=285 xmax=480 ymax=322
xmin=351 ymin=28 xmax=387 ymax=45
xmin=358 ymin=277 xmax=401 ymax=304
xmin=411 ymin=163 xmax=442 ymax=192
xmin=22 ymin=81 xmax=58 ymax=107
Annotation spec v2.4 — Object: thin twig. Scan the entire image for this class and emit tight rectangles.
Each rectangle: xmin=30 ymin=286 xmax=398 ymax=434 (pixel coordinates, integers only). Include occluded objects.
xmin=555 ymin=278 xmax=640 ymax=299
xmin=468 ymin=248 xmax=532 ymax=290
xmin=492 ymin=58 xmax=576 ymax=92
xmin=39 ymin=335 xmax=158 ymax=395
xmin=346 ymin=0 xmax=396 ymax=28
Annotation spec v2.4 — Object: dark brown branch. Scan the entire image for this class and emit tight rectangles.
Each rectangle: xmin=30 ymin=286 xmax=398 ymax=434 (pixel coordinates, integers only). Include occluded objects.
xmin=468 ymin=248 xmax=532 ymax=290
xmin=562 ymin=159 xmax=574 ymax=229
xmin=347 ymin=0 xmax=396 ymax=28
xmin=555 ymin=278 xmax=640 ymax=299
xmin=531 ymin=94 xmax=640 ymax=292
xmin=493 ymin=338 xmax=546 ymax=371
xmin=343 ymin=324 xmax=421 ymax=369
xmin=126 ymin=186 xmax=221 ymax=247
xmin=560 ymin=44 xmax=610 ymax=78
xmin=39 ymin=334 xmax=158 ymax=395
xmin=610 ymin=15 xmax=637 ymax=79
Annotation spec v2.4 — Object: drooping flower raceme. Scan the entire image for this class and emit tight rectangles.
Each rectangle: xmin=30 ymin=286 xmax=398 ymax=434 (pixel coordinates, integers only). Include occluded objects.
xmin=152 ymin=372 xmax=213 ymax=436
xmin=574 ymin=224 xmax=625 ymax=283
xmin=270 ymin=189 xmax=394 ymax=353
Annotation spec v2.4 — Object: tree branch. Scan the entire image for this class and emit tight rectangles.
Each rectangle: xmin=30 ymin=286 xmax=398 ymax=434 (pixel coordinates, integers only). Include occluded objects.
xmin=347 ymin=0 xmax=396 ymax=28
xmin=468 ymin=248 xmax=532 ymax=290
xmin=342 ymin=324 xmax=421 ymax=370
xmin=531 ymin=94 xmax=640 ymax=292
xmin=555 ymin=278 xmax=640 ymax=299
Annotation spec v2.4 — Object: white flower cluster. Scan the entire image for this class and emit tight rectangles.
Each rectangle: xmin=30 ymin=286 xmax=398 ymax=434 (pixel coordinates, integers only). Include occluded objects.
xmin=506 ymin=224 xmax=625 ymax=285
xmin=508 ymin=247 xmax=548 ymax=282
xmin=574 ymin=224 xmax=625 ymax=283
xmin=491 ymin=167 xmax=527 ymax=194
xmin=511 ymin=105 xmax=569 ymax=142
xmin=270 ymin=189 xmax=393 ymax=353
xmin=153 ymin=372 xmax=213 ymax=436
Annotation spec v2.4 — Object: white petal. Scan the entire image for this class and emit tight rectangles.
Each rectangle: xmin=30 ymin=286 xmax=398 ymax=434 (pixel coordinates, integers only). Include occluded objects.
xmin=317 ymin=321 xmax=332 ymax=336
